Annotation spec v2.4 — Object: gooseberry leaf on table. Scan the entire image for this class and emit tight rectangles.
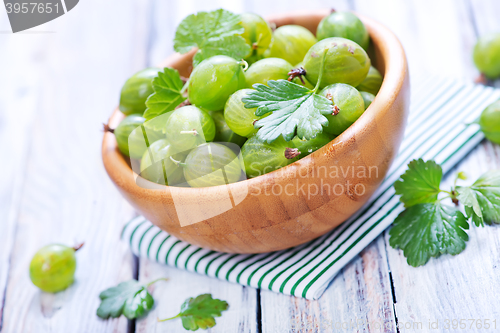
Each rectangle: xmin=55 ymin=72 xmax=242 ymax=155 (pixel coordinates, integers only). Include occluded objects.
xmin=457 ymin=170 xmax=500 ymax=226
xmin=389 ymin=202 xmax=469 ymax=267
xmin=394 ymin=159 xmax=443 ymax=208
xmin=158 ymin=294 xmax=229 ymax=331
xmin=242 ymin=80 xmax=333 ymax=143
xmin=143 ymin=67 xmax=186 ymax=122
xmin=174 ymin=9 xmax=250 ymax=66
xmin=96 ymin=280 xmax=154 ymax=319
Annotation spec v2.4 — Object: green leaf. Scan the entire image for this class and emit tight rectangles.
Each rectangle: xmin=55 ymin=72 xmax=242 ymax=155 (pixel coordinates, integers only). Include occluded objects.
xmin=242 ymin=80 xmax=333 ymax=143
xmin=389 ymin=203 xmax=469 ymax=267
xmin=394 ymin=159 xmax=443 ymax=207
xmin=143 ymin=67 xmax=186 ymax=121
xmin=96 ymin=280 xmax=154 ymax=319
xmin=457 ymin=170 xmax=500 ymax=226
xmin=159 ymin=294 xmax=229 ymax=331
xmin=174 ymin=9 xmax=250 ymax=66
xmin=193 ymin=35 xmax=251 ymax=67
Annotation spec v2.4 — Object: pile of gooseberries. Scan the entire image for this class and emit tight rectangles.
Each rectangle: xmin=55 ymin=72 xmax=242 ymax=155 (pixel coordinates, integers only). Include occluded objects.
xmin=107 ymin=10 xmax=384 ymax=188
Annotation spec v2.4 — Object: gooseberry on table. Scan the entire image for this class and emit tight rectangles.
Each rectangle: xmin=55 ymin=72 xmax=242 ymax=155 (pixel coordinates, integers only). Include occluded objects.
xmin=188 ymin=55 xmax=247 ymax=111
xmin=119 ymin=68 xmax=161 ymax=116
xmin=479 ymin=100 xmax=500 ymax=144
xmin=320 ymin=83 xmax=365 ymax=135
xmin=473 ymin=32 xmax=500 ymax=79
xmin=224 ymin=89 xmax=268 ymax=138
xmin=316 ymin=11 xmax=369 ymax=50
xmin=264 ymin=25 xmax=317 ymax=66
xmin=303 ymin=37 xmax=371 ymax=88
xmin=356 ymin=66 xmax=383 ymax=95
xmin=179 ymin=143 xmax=243 ymax=187
xmin=29 ymin=243 xmax=83 ymax=293
xmin=165 ymin=105 xmax=216 ymax=151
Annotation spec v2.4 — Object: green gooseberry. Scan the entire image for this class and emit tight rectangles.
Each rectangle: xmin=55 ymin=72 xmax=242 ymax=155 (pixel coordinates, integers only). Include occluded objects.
xmin=112 ymin=114 xmax=164 ymax=159
xmin=241 ymin=136 xmax=298 ymax=178
xmin=291 ymin=132 xmax=334 ymax=157
xmin=209 ymin=111 xmax=247 ymax=147
xmin=188 ymin=55 xmax=247 ymax=111
xmin=119 ymin=68 xmax=161 ymax=116
xmin=224 ymin=89 xmax=268 ymax=138
xmin=360 ymin=91 xmax=375 ymax=110
xmin=245 ymin=58 xmax=293 ymax=87
xmin=356 ymin=66 xmax=383 ymax=95
xmin=165 ymin=105 xmax=216 ymax=151
xmin=140 ymin=139 xmax=186 ymax=186
xmin=320 ymin=83 xmax=365 ymax=135
xmin=29 ymin=243 xmax=82 ymax=293
xmin=479 ymin=100 xmax=500 ymax=144
xmin=316 ymin=11 xmax=370 ymax=50
xmin=240 ymin=13 xmax=272 ymax=58
xmin=264 ymin=25 xmax=317 ymax=66
xmin=180 ymin=143 xmax=243 ymax=187
xmin=303 ymin=37 xmax=371 ymax=88
xmin=473 ymin=32 xmax=500 ymax=79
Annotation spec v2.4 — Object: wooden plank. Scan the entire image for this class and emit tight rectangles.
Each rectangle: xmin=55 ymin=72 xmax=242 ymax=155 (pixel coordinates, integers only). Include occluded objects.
xmin=136 ymin=260 xmax=258 ymax=333
xmin=260 ymin=236 xmax=397 ymax=332
xmin=0 ymin=0 xmax=153 ymax=331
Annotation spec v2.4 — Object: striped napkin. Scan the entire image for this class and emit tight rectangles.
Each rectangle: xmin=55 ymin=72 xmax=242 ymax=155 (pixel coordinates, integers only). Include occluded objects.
xmin=121 ymin=77 xmax=500 ymax=300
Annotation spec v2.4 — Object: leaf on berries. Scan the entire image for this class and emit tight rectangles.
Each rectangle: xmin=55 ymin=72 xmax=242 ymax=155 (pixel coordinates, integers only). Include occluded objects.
xmin=143 ymin=68 xmax=186 ymax=121
xmin=394 ymin=159 xmax=443 ymax=207
xmin=242 ymin=80 xmax=333 ymax=143
xmin=389 ymin=203 xmax=469 ymax=267
xmin=159 ymin=294 xmax=229 ymax=331
xmin=457 ymin=170 xmax=500 ymax=226
xmin=97 ymin=280 xmax=154 ymax=319
xmin=174 ymin=9 xmax=250 ymax=66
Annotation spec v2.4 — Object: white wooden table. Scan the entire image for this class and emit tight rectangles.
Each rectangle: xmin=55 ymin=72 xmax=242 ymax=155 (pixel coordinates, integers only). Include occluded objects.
xmin=1 ymin=0 xmax=499 ymax=332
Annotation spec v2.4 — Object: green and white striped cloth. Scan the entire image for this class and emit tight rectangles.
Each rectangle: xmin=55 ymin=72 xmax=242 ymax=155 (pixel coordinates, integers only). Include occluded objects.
xmin=122 ymin=78 xmax=500 ymax=300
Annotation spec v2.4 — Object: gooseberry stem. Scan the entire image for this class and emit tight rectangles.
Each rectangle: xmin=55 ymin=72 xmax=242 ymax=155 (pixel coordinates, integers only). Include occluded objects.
xmin=180 ymin=130 xmax=198 ymax=136
xmin=313 ymin=50 xmax=328 ymax=93
xmin=170 ymin=156 xmax=186 ymax=167
xmin=73 ymin=243 xmax=84 ymax=252
xmin=157 ymin=313 xmax=182 ymax=322
xmin=285 ymin=148 xmax=301 ymax=159
xmin=239 ymin=59 xmax=249 ymax=71
xmin=146 ymin=277 xmax=168 ymax=287
xmin=103 ymin=124 xmax=114 ymax=134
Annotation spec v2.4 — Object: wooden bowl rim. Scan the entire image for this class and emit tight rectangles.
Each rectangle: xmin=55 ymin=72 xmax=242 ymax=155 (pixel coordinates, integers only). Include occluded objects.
xmin=102 ymin=9 xmax=408 ymax=197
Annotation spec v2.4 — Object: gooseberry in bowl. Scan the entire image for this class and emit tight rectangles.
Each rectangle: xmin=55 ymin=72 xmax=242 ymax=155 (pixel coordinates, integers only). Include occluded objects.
xmin=140 ymin=139 xmax=187 ymax=186
xmin=291 ymin=133 xmax=334 ymax=157
xmin=210 ymin=111 xmax=247 ymax=147
xmin=356 ymin=66 xmax=383 ymax=95
xmin=224 ymin=89 xmax=268 ymax=138
xmin=303 ymin=37 xmax=371 ymax=88
xmin=316 ymin=11 xmax=370 ymax=50
xmin=119 ymin=68 xmax=161 ymax=116
xmin=473 ymin=32 xmax=500 ymax=79
xmin=29 ymin=243 xmax=83 ymax=293
xmin=320 ymin=83 xmax=365 ymax=135
xmin=165 ymin=105 xmax=216 ymax=151
xmin=108 ymin=114 xmax=164 ymax=159
xmin=360 ymin=91 xmax=375 ymax=110
xmin=264 ymin=25 xmax=317 ymax=66
xmin=180 ymin=143 xmax=243 ymax=187
xmin=188 ymin=55 xmax=247 ymax=111
xmin=479 ymin=100 xmax=500 ymax=144
xmin=241 ymin=136 xmax=299 ymax=178
xmin=240 ymin=13 xmax=272 ymax=60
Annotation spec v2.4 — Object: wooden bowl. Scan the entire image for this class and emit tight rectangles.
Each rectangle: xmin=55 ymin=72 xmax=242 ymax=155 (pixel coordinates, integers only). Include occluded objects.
xmin=102 ymin=9 xmax=409 ymax=254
